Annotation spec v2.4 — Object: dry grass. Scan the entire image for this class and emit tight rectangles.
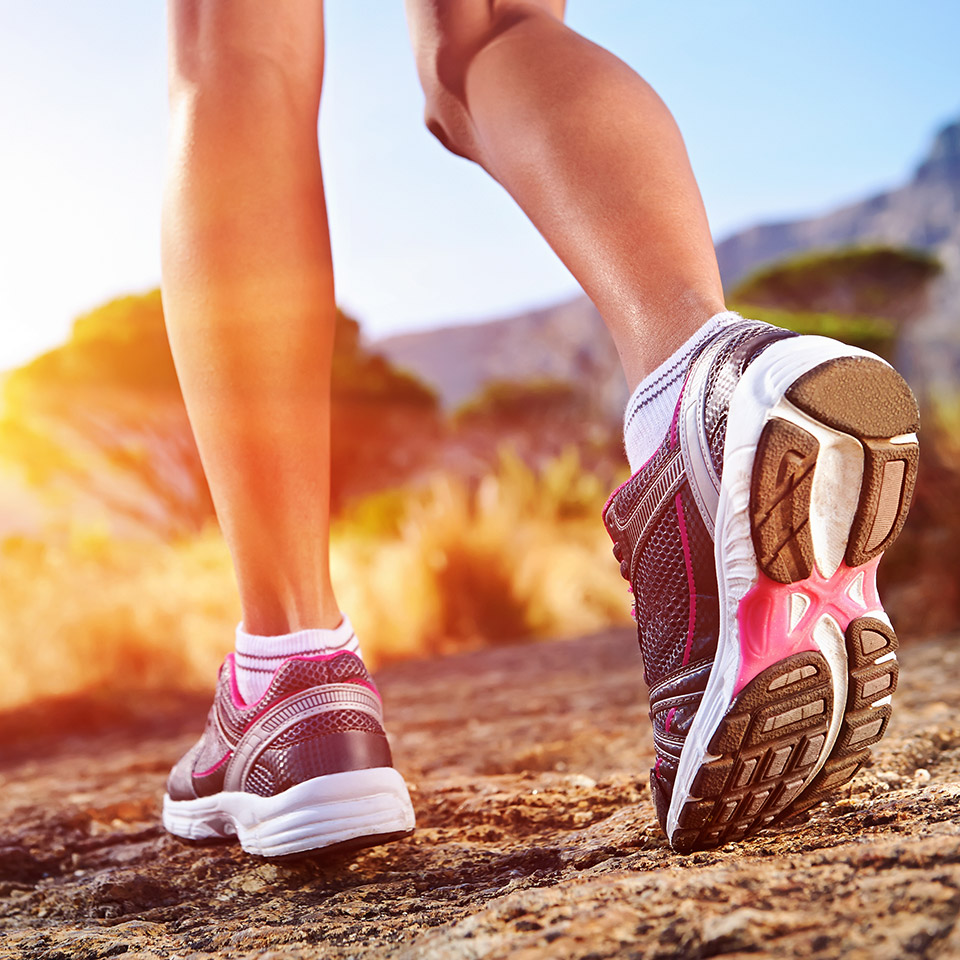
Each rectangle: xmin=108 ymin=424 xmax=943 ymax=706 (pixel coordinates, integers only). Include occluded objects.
xmin=0 ymin=450 xmax=631 ymax=711
xmin=0 ymin=524 xmax=239 ymax=711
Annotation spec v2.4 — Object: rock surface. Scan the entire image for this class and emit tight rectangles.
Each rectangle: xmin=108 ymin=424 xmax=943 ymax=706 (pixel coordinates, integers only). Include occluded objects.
xmin=2 ymin=630 xmax=960 ymax=959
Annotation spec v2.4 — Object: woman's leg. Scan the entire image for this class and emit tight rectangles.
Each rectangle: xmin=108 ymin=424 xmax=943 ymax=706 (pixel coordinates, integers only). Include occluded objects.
xmin=405 ymin=1 xmax=922 ymax=858
xmin=159 ymin=2 xmax=416 ymax=856
xmin=162 ymin=0 xmax=339 ymax=636
xmin=404 ymin=0 xmax=725 ymax=391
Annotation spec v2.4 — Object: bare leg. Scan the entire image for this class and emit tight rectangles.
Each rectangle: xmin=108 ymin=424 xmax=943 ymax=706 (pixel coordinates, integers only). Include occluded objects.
xmin=405 ymin=1 xmax=725 ymax=390
xmin=162 ymin=0 xmax=339 ymax=634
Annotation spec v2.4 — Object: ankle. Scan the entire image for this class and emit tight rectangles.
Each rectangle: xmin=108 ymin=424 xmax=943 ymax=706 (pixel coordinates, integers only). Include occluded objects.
xmin=240 ymin=590 xmax=342 ymax=636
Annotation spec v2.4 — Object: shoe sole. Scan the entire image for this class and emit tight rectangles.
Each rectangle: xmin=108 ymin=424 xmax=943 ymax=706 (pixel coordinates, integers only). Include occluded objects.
xmin=667 ymin=338 xmax=919 ymax=852
xmin=162 ymin=766 xmax=416 ymax=859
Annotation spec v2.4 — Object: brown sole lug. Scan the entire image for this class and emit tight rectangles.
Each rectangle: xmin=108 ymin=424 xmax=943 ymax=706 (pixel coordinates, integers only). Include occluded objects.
xmin=749 ymin=356 xmax=919 ymax=583
xmin=784 ymin=355 xmax=920 ymax=438
xmin=784 ymin=355 xmax=920 ymax=569
xmin=749 ymin=419 xmax=819 ymax=584
xmin=671 ymin=652 xmax=833 ymax=853
xmin=775 ymin=617 xmax=898 ymax=823
xmin=847 ymin=436 xmax=919 ymax=567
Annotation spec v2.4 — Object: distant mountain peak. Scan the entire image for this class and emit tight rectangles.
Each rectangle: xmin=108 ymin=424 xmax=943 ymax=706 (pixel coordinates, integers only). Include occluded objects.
xmin=915 ymin=117 xmax=960 ymax=184
xmin=715 ymin=114 xmax=960 ymax=289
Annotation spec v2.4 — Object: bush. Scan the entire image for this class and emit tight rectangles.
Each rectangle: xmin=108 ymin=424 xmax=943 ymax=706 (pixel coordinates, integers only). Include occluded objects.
xmin=0 ymin=451 xmax=632 ymax=710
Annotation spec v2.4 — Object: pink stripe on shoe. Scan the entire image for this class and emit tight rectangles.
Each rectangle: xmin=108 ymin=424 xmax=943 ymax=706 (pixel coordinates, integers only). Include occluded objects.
xmin=194 ymin=751 xmax=232 ymax=778
xmin=675 ymin=492 xmax=697 ymax=667
xmin=665 ymin=706 xmax=677 ymax=735
xmin=669 ymin=375 xmax=690 ymax=448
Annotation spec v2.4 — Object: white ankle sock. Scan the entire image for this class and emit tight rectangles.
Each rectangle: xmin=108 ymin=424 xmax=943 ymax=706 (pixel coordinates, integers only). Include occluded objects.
xmin=623 ymin=311 xmax=742 ymax=472
xmin=233 ymin=615 xmax=361 ymax=704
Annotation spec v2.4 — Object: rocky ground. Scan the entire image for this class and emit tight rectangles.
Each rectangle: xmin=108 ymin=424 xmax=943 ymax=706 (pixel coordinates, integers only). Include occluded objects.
xmin=2 ymin=629 xmax=960 ymax=959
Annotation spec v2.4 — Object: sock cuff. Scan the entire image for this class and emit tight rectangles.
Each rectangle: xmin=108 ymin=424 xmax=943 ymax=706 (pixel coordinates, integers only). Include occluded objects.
xmin=623 ymin=310 xmax=742 ymax=436
xmin=623 ymin=310 xmax=742 ymax=471
xmin=235 ymin=615 xmax=359 ymax=663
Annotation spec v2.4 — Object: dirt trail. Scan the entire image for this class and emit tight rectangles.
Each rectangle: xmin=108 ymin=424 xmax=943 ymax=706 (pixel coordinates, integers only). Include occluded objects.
xmin=2 ymin=630 xmax=960 ymax=959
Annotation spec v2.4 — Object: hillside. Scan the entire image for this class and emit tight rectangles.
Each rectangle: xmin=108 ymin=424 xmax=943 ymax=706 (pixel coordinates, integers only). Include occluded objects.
xmin=0 ymin=296 xmax=440 ymax=537
xmin=715 ymin=117 xmax=960 ymax=391
xmin=378 ymin=298 xmax=627 ymax=421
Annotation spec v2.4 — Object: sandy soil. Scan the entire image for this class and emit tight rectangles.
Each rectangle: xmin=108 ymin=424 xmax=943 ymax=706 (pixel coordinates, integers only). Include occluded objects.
xmin=2 ymin=629 xmax=960 ymax=959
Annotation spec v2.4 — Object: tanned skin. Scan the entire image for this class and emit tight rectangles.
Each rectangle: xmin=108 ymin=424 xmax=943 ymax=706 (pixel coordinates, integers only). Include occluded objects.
xmin=161 ymin=0 xmax=725 ymax=635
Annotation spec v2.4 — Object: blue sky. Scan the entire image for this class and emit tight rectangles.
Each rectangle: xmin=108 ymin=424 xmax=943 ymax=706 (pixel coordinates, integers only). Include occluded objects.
xmin=1 ymin=1 xmax=957 ymax=370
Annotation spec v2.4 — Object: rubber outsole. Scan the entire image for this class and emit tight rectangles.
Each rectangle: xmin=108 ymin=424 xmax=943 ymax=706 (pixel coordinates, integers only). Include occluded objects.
xmin=671 ymin=651 xmax=833 ymax=852
xmin=670 ymin=354 xmax=917 ymax=852
xmin=776 ymin=616 xmax=898 ymax=821
xmin=671 ymin=616 xmax=899 ymax=852
xmin=785 ymin=357 xmax=920 ymax=571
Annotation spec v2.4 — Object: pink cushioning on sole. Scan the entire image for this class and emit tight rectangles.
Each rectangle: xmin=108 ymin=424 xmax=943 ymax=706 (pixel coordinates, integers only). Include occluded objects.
xmin=734 ymin=557 xmax=882 ymax=695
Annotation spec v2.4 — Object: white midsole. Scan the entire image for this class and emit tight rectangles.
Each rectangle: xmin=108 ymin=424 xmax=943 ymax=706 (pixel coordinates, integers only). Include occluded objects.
xmin=163 ymin=766 xmax=416 ymax=857
xmin=666 ymin=336 xmax=880 ymax=842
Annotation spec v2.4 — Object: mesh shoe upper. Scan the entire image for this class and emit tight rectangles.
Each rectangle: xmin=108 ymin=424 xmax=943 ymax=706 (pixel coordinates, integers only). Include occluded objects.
xmin=603 ymin=320 xmax=795 ymax=820
xmin=167 ymin=652 xmax=392 ymax=801
xmin=692 ymin=321 xmax=796 ymax=477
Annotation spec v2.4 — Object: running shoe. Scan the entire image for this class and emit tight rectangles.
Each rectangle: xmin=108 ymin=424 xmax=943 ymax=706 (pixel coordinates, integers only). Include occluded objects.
xmin=163 ymin=651 xmax=415 ymax=858
xmin=603 ymin=319 xmax=919 ymax=852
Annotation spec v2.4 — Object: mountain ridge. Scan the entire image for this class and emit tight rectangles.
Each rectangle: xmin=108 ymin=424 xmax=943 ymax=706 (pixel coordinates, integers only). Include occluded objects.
xmin=378 ymin=116 xmax=960 ymax=403
xmin=714 ymin=117 xmax=960 ymax=286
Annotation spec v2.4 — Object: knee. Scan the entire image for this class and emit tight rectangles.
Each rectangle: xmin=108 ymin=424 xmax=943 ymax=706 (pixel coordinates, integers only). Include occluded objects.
xmin=167 ymin=0 xmax=323 ymax=119
xmin=410 ymin=0 xmax=563 ymax=161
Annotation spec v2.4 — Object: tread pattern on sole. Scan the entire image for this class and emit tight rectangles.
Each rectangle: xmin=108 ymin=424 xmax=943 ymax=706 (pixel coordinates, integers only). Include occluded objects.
xmin=776 ymin=616 xmax=898 ymax=820
xmin=784 ymin=355 xmax=920 ymax=438
xmin=783 ymin=356 xmax=920 ymax=569
xmin=749 ymin=356 xmax=909 ymax=822
xmin=750 ymin=419 xmax=819 ymax=584
xmin=671 ymin=652 xmax=833 ymax=853
xmin=672 ymin=356 xmax=916 ymax=852
xmin=673 ymin=618 xmax=899 ymax=851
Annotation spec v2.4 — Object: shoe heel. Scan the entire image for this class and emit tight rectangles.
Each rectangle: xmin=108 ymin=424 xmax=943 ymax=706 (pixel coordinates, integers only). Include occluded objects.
xmin=235 ymin=767 xmax=416 ymax=859
xmin=785 ymin=355 xmax=920 ymax=570
xmin=164 ymin=767 xmax=416 ymax=859
xmin=749 ymin=356 xmax=919 ymax=584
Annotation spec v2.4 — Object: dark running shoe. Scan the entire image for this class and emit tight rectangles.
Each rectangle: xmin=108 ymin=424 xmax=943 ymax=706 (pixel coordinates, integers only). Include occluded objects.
xmin=604 ymin=319 xmax=919 ymax=852
xmin=163 ymin=652 xmax=415 ymax=858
